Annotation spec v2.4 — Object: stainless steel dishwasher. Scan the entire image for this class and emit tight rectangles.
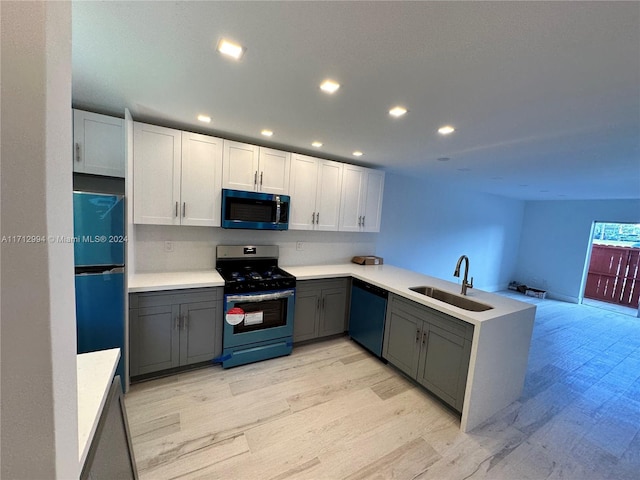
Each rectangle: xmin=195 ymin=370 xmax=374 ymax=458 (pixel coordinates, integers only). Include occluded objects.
xmin=348 ymin=279 xmax=388 ymax=357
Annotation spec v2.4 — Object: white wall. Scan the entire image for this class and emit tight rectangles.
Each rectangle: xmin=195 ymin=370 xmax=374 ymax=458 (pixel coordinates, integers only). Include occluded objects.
xmin=134 ymin=225 xmax=377 ymax=272
xmin=376 ymin=172 xmax=525 ymax=292
xmin=1 ymin=2 xmax=78 ymax=478
xmin=515 ymin=199 xmax=640 ymax=302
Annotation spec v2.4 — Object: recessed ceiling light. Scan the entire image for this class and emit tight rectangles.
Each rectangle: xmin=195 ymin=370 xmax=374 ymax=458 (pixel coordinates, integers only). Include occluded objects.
xmin=438 ymin=125 xmax=455 ymax=135
xmin=216 ymin=39 xmax=245 ymax=60
xmin=352 ymin=151 xmax=364 ymax=157
xmin=320 ymin=80 xmax=340 ymax=94
xmin=311 ymin=141 xmax=323 ymax=148
xmin=389 ymin=106 xmax=408 ymax=117
xmin=261 ymin=129 xmax=274 ymax=137
xmin=437 ymin=157 xmax=450 ymax=162
xmin=197 ymin=115 xmax=211 ymax=123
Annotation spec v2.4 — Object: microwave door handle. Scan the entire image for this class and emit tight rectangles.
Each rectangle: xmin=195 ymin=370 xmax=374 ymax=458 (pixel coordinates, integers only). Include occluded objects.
xmin=276 ymin=197 xmax=281 ymax=223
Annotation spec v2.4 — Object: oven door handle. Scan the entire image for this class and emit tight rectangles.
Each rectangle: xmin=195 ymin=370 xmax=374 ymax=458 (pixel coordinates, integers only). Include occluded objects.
xmin=226 ymin=289 xmax=295 ymax=303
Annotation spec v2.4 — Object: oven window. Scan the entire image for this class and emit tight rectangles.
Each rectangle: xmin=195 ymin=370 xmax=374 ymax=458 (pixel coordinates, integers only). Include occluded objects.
xmin=233 ymin=298 xmax=287 ymax=334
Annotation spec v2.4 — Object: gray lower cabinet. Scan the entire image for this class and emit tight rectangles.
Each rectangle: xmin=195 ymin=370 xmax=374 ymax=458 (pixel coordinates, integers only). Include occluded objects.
xmin=129 ymin=288 xmax=223 ymax=377
xmin=383 ymin=294 xmax=473 ymax=412
xmin=294 ymin=279 xmax=349 ymax=342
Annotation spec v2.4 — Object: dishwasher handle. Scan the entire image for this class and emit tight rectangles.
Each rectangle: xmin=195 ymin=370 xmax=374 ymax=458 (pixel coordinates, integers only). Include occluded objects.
xmin=352 ymin=278 xmax=388 ymax=299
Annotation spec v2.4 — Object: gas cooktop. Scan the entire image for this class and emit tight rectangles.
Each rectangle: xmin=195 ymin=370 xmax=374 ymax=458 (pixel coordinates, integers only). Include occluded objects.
xmin=216 ymin=245 xmax=296 ymax=294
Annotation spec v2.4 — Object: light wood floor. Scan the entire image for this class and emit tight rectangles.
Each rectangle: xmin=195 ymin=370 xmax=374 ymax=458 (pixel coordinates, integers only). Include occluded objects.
xmin=125 ymin=293 xmax=640 ymax=479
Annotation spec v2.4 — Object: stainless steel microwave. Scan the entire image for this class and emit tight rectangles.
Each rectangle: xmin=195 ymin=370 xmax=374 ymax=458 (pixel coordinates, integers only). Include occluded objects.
xmin=221 ymin=189 xmax=290 ymax=230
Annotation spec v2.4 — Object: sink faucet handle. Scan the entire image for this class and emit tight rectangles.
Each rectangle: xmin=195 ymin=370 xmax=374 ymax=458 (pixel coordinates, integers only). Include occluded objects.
xmin=468 ymin=276 xmax=474 ymax=289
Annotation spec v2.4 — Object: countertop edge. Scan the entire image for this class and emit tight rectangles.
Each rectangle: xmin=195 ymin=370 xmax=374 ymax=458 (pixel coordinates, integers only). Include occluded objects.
xmin=77 ymin=348 xmax=120 ymax=467
xmin=127 ymin=264 xmax=534 ymax=325
xmin=128 ymin=271 xmax=225 ymax=293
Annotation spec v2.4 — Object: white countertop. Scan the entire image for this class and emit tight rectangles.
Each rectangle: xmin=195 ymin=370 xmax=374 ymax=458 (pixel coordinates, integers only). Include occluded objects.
xmin=282 ymin=263 xmax=534 ymax=324
xmin=128 ymin=270 xmax=224 ymax=292
xmin=77 ymin=348 xmax=120 ymax=466
xmin=128 ymin=263 xmax=533 ymax=325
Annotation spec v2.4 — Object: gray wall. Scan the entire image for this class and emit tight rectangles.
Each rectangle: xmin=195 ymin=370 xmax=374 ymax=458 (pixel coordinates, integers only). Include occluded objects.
xmin=514 ymin=199 xmax=640 ymax=302
xmin=376 ymin=172 xmax=526 ymax=292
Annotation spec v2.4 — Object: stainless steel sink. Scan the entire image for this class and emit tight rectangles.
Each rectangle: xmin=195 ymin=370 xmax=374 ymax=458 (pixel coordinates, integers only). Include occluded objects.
xmin=409 ymin=286 xmax=493 ymax=312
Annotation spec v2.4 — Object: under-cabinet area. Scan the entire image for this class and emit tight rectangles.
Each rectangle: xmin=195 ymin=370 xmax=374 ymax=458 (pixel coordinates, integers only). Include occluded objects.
xmin=383 ymin=294 xmax=473 ymax=412
xmin=293 ymin=278 xmax=350 ymax=343
xmin=129 ymin=287 xmax=223 ymax=378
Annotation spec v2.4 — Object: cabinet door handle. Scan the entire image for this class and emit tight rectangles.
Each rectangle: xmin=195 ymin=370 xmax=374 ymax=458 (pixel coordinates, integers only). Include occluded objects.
xmin=322 ymin=297 xmax=326 ymax=310
xmin=254 ymin=171 xmax=258 ymax=187
xmin=422 ymin=331 xmax=427 ymax=345
xmin=312 ymin=212 xmax=315 ymax=224
xmin=316 ymin=212 xmax=320 ymax=224
xmin=75 ymin=143 xmax=81 ymax=162
xmin=175 ymin=202 xmax=179 ymax=217
xmin=362 ymin=216 xmax=365 ymax=227
xmin=415 ymin=329 xmax=420 ymax=343
xmin=175 ymin=316 xmax=180 ymax=330
xmin=182 ymin=202 xmax=186 ymax=217
xmin=260 ymin=171 xmax=263 ymax=187
xmin=183 ymin=314 xmax=189 ymax=331
xmin=358 ymin=216 xmax=361 ymax=226
xmin=317 ymin=298 xmax=320 ymax=310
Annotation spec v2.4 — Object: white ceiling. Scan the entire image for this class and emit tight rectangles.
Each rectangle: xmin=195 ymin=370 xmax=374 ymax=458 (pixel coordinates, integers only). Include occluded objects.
xmin=72 ymin=1 xmax=640 ymax=201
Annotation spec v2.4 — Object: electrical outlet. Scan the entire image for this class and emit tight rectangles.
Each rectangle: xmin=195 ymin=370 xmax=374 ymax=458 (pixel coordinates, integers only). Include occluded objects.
xmin=296 ymin=241 xmax=304 ymax=251
xmin=164 ymin=241 xmax=174 ymax=252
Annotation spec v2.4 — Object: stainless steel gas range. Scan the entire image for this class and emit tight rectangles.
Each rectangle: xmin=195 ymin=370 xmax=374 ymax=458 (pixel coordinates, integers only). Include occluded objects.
xmin=215 ymin=245 xmax=296 ymax=368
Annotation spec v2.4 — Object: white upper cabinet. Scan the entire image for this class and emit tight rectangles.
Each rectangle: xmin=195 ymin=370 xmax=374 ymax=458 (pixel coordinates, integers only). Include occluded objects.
xmin=361 ymin=169 xmax=385 ymax=232
xmin=258 ymin=147 xmax=291 ymax=195
xmin=339 ymin=165 xmax=385 ymax=232
xmin=222 ymin=140 xmax=259 ymax=191
xmin=133 ymin=123 xmax=181 ymax=225
xmin=180 ymin=132 xmax=223 ymax=227
xmin=73 ymin=109 xmax=125 ymax=177
xmin=289 ymin=154 xmax=343 ymax=231
xmin=222 ymin=140 xmax=290 ymax=194
xmin=133 ymin=123 xmax=223 ymax=226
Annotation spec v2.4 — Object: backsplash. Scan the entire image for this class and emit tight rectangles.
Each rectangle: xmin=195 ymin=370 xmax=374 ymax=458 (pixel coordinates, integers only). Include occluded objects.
xmin=134 ymin=225 xmax=378 ymax=273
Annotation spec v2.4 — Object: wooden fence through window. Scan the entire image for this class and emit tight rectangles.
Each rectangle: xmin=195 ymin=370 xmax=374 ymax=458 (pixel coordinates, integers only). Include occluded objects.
xmin=584 ymin=245 xmax=640 ymax=308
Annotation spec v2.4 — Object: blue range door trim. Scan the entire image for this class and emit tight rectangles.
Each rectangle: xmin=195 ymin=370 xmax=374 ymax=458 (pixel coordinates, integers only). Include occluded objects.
xmin=222 ymin=289 xmax=295 ymax=368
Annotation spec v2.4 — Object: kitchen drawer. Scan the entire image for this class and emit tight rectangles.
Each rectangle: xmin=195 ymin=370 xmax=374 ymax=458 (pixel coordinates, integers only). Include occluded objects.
xmin=391 ymin=294 xmax=473 ymax=340
xmin=130 ymin=287 xmax=219 ymax=309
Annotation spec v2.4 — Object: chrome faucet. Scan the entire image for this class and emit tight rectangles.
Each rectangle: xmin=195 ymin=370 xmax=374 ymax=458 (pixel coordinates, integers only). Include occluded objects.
xmin=454 ymin=255 xmax=474 ymax=295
